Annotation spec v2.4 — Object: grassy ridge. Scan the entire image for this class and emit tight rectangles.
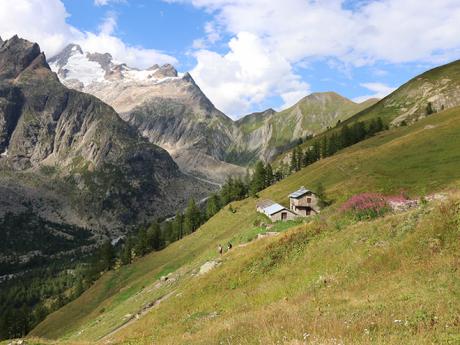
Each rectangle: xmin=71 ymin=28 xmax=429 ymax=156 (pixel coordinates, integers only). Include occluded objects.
xmin=30 ymin=106 xmax=460 ymax=343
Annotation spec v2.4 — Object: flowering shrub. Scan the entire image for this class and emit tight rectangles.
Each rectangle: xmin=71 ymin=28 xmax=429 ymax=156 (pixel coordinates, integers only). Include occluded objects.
xmin=340 ymin=192 xmax=413 ymax=220
xmin=340 ymin=193 xmax=391 ymax=220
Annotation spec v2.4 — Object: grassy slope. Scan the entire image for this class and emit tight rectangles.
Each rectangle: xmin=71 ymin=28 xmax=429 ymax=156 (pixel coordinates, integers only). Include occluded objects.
xmin=274 ymin=60 xmax=460 ymax=166
xmin=115 ymin=193 xmax=460 ymax=345
xmin=346 ymin=59 xmax=460 ymax=126
xmin=30 ymin=106 xmax=460 ymax=343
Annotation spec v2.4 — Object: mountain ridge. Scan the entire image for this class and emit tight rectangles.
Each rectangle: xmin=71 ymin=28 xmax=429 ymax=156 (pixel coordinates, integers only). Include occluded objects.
xmin=50 ymin=44 xmax=377 ymax=180
xmin=0 ymin=36 xmax=212 ymax=263
xmin=49 ymin=43 xmax=246 ymax=183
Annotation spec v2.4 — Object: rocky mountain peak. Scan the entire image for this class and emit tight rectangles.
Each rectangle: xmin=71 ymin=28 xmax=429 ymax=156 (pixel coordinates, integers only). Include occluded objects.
xmin=0 ymin=35 xmax=49 ymax=79
xmin=0 ymin=35 xmax=212 ymax=230
xmin=182 ymin=72 xmax=195 ymax=83
xmin=152 ymin=64 xmax=178 ymax=78
xmin=86 ymin=51 xmax=113 ymax=72
xmin=148 ymin=64 xmax=160 ymax=71
xmin=48 ymin=43 xmax=83 ymax=68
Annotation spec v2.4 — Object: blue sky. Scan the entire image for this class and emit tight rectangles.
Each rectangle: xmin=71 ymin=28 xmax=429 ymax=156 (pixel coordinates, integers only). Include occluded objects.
xmin=1 ymin=0 xmax=459 ymax=118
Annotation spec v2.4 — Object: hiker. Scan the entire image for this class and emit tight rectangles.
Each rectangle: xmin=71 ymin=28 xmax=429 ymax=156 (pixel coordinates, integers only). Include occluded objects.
xmin=218 ymin=244 xmax=223 ymax=255
xmin=227 ymin=242 xmax=232 ymax=251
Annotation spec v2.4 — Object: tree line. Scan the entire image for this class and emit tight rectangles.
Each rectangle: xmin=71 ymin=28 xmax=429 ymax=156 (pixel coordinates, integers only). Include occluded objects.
xmin=289 ymin=117 xmax=386 ymax=173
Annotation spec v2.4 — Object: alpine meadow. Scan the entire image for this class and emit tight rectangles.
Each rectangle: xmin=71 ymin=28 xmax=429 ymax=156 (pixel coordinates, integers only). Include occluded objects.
xmin=1 ymin=1 xmax=460 ymax=345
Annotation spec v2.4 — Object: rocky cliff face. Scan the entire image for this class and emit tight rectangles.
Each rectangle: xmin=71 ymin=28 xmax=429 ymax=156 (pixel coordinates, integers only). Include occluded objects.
xmin=49 ymin=45 xmax=245 ymax=183
xmin=0 ymin=36 xmax=212 ymax=258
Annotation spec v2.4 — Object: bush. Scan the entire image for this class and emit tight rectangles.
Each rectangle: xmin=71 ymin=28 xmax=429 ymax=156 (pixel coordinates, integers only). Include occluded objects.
xmin=340 ymin=193 xmax=391 ymax=220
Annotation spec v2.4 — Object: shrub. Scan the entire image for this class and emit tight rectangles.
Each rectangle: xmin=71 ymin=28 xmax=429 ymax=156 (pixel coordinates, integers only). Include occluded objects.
xmin=340 ymin=193 xmax=391 ymax=220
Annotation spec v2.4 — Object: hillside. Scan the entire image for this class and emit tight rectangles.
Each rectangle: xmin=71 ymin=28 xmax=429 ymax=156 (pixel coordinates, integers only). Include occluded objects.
xmin=274 ymin=60 xmax=460 ymax=167
xmin=29 ymin=105 xmax=460 ymax=344
xmin=234 ymin=92 xmax=378 ymax=162
xmin=346 ymin=59 xmax=460 ymax=127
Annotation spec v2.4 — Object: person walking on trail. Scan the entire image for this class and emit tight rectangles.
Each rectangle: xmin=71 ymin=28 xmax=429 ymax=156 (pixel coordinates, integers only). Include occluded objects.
xmin=218 ymin=244 xmax=223 ymax=255
xmin=227 ymin=242 xmax=232 ymax=251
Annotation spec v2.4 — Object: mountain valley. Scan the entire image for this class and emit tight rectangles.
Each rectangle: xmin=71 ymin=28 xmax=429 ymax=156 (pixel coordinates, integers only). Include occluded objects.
xmin=1 ymin=26 xmax=460 ymax=345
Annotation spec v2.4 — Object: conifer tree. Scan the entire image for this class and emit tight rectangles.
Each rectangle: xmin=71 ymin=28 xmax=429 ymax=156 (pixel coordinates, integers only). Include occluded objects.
xmin=376 ymin=117 xmax=384 ymax=132
xmin=121 ymin=237 xmax=133 ymax=265
xmin=183 ymin=198 xmax=201 ymax=234
xmin=315 ymin=182 xmax=329 ymax=208
xmin=312 ymin=140 xmax=321 ymax=161
xmin=352 ymin=121 xmax=367 ymax=143
xmin=250 ymin=161 xmax=266 ymax=196
xmin=135 ymin=228 xmax=149 ymax=257
xmin=340 ymin=124 xmax=352 ymax=147
xmin=290 ymin=148 xmax=298 ymax=172
xmin=173 ymin=212 xmax=184 ymax=240
xmin=426 ymin=102 xmax=434 ymax=115
xmin=265 ymin=163 xmax=274 ymax=187
xmin=100 ymin=240 xmax=114 ymax=271
xmin=320 ymin=136 xmax=329 ymax=158
xmin=206 ymin=193 xmax=221 ymax=219
xmin=147 ymin=221 xmax=162 ymax=250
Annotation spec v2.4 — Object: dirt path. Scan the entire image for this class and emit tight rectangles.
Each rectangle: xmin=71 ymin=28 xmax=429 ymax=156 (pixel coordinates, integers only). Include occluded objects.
xmin=99 ymin=291 xmax=175 ymax=343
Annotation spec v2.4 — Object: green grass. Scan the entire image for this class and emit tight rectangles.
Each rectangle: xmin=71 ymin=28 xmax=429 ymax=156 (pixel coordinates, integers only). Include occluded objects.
xmin=231 ymin=218 xmax=305 ymax=244
xmin=30 ymin=106 xmax=460 ymax=344
xmin=111 ymin=196 xmax=460 ymax=344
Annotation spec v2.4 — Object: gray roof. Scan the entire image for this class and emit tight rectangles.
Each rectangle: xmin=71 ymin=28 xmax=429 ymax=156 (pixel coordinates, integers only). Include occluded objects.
xmin=289 ymin=187 xmax=311 ymax=198
xmin=263 ymin=203 xmax=286 ymax=215
xmin=256 ymin=199 xmax=275 ymax=209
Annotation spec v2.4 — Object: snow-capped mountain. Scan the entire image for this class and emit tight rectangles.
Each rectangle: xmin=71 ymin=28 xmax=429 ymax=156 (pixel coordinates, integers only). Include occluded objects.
xmin=49 ymin=44 xmax=245 ymax=184
xmin=49 ymin=43 xmax=183 ymax=92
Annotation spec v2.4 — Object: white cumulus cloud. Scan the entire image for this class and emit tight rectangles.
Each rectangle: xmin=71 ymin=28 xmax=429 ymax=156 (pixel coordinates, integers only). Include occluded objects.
xmin=0 ymin=0 xmax=176 ymax=68
xmin=169 ymin=0 xmax=460 ymax=115
xmin=190 ymin=32 xmax=310 ymax=117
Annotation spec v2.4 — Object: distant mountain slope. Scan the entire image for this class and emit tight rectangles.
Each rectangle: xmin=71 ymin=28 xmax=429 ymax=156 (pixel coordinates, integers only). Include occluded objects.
xmin=234 ymin=92 xmax=378 ymax=162
xmin=347 ymin=59 xmax=460 ymax=126
xmin=49 ymin=44 xmax=245 ymax=183
xmin=31 ymin=105 xmax=460 ymax=343
xmin=50 ymin=45 xmax=379 ymax=176
xmin=0 ymin=36 xmax=212 ymax=263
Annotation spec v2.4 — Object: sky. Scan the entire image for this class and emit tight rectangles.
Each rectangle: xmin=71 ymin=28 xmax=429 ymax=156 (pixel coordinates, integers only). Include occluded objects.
xmin=0 ymin=0 xmax=459 ymax=119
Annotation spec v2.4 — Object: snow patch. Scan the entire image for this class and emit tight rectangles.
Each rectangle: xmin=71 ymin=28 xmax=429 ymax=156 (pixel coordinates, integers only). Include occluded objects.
xmin=122 ymin=68 xmax=182 ymax=84
xmin=65 ymin=54 xmax=106 ymax=86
